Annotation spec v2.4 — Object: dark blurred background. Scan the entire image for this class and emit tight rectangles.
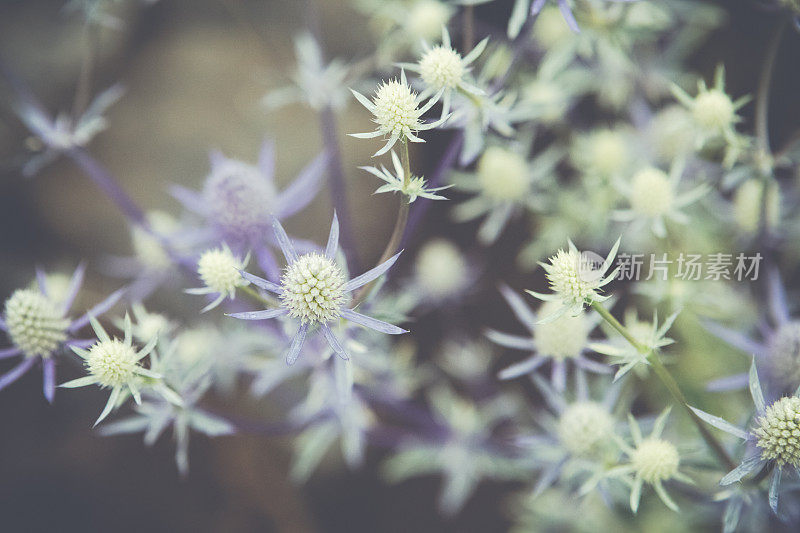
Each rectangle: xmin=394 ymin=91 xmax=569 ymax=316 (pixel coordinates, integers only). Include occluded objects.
xmin=0 ymin=0 xmax=799 ymax=531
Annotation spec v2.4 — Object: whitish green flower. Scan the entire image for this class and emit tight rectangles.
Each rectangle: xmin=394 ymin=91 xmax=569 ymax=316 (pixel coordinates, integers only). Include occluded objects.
xmin=359 ymin=150 xmax=451 ymax=203
xmin=487 ymin=286 xmax=608 ymax=391
xmin=413 ymin=239 xmax=470 ymax=301
xmin=350 ymin=70 xmax=447 ymax=156
xmin=398 ymin=26 xmax=487 ymax=119
xmin=605 ymin=408 xmax=692 ymax=513
xmin=527 ymin=238 xmax=621 ymax=319
xmin=514 ymin=374 xmax=624 ymax=497
xmin=671 ymin=65 xmax=750 ymax=151
xmin=186 ymin=245 xmax=250 ymax=312
xmin=692 ymin=360 xmax=800 ymax=515
xmin=590 ymin=308 xmax=679 ymax=381
xmin=732 ymin=179 xmax=780 ymax=235
xmin=452 ymin=144 xmax=560 ymax=243
xmin=571 ymin=127 xmax=633 ymax=180
xmin=263 ymin=33 xmax=351 ymax=111
xmin=382 ymin=387 xmax=524 ymax=515
xmin=613 ymin=162 xmax=709 ymax=239
xmin=61 ymin=315 xmax=178 ymax=426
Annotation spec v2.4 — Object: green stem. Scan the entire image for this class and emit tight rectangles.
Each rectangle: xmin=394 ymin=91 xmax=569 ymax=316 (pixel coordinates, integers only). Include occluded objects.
xmin=352 ymin=141 xmax=411 ymax=306
xmin=754 ymin=19 xmax=786 ymax=156
xmin=591 ymin=302 xmax=737 ymax=471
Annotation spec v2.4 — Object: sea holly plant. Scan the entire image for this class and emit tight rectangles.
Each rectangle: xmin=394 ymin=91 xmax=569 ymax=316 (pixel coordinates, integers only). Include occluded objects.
xmin=227 ymin=214 xmax=408 ymax=365
xmin=691 ymin=360 xmax=800 ymax=516
xmin=0 ymin=264 xmax=123 ymax=403
xmin=61 ymin=315 xmax=181 ymax=426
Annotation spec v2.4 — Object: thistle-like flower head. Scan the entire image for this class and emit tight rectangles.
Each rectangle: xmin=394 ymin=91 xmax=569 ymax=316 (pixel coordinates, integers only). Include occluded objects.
xmin=229 ymin=214 xmax=407 ymax=365
xmin=477 ymin=146 xmax=530 ymax=201
xmin=4 ymin=288 xmax=69 ymax=359
xmin=631 ymin=438 xmax=680 ymax=484
xmin=359 ymin=150 xmax=451 ymax=203
xmin=534 ymin=301 xmax=591 ymax=360
xmin=86 ymin=338 xmax=139 ymax=388
xmin=629 ymin=167 xmax=674 ymax=217
xmin=186 ymin=245 xmax=250 ymax=312
xmin=528 ymin=238 xmax=620 ymax=319
xmin=753 ymin=396 xmax=800 ymax=467
xmin=557 ymin=401 xmax=614 ymax=456
xmin=280 ymin=253 xmax=347 ymax=324
xmin=350 ymin=70 xmax=446 ymax=156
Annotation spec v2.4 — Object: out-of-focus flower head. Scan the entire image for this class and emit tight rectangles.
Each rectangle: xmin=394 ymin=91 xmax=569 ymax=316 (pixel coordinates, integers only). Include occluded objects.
xmin=263 ymin=33 xmax=352 ymax=112
xmin=16 ymin=85 xmax=124 ymax=176
xmin=487 ymin=285 xmax=608 ymax=391
xmin=171 ymin=140 xmax=328 ymax=264
xmin=613 ymin=161 xmax=709 ymax=239
xmin=452 ymin=143 xmax=560 ymax=243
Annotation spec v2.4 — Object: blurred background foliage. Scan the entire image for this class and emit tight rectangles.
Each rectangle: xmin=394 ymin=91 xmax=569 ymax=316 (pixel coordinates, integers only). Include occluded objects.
xmin=1 ymin=0 xmax=799 ymax=531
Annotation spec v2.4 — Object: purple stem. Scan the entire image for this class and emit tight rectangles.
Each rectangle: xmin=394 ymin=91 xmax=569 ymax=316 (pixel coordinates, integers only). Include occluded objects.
xmin=67 ymin=147 xmax=146 ymax=226
xmin=320 ymin=106 xmax=361 ymax=273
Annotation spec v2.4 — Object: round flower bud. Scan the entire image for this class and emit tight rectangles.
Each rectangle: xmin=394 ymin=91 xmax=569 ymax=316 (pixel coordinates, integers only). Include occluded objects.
xmin=419 ymin=46 xmax=465 ymax=90
xmin=630 ymin=167 xmax=673 ymax=217
xmin=733 ymin=179 xmax=780 ymax=234
xmin=414 ymin=239 xmax=468 ymax=299
xmin=557 ymin=402 xmax=613 ymax=456
xmin=203 ymin=161 xmax=274 ymax=244
xmin=405 ymin=0 xmax=453 ymax=41
xmin=280 ymin=253 xmax=347 ymax=324
xmin=86 ymin=339 xmax=139 ymax=388
xmin=631 ymin=438 xmax=680 ymax=483
xmin=768 ymin=322 xmax=800 ymax=387
xmin=692 ymin=89 xmax=735 ymax=132
xmin=131 ymin=211 xmax=179 ymax=270
xmin=754 ymin=396 xmax=800 ymax=467
xmin=477 ymin=146 xmax=530 ymax=201
xmin=197 ymin=247 xmax=247 ymax=297
xmin=372 ymin=79 xmax=424 ymax=138
xmin=4 ymin=289 xmax=69 ymax=358
xmin=534 ymin=300 xmax=590 ymax=360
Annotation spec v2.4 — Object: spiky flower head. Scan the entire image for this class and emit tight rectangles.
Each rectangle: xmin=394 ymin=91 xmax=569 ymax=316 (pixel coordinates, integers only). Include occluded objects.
xmin=631 ymin=438 xmax=680 ymax=484
xmin=203 ymin=159 xmax=274 ymax=243
xmin=477 ymin=146 xmax=530 ymax=201
xmin=374 ymin=79 xmax=424 ymax=137
xmin=350 ymin=71 xmax=444 ymax=156
xmin=529 ymin=239 xmax=620 ymax=317
xmin=280 ymin=253 xmax=347 ymax=324
xmin=86 ymin=338 xmax=139 ymax=388
xmin=420 ymin=46 xmax=465 ymax=90
xmin=557 ymin=401 xmax=613 ymax=456
xmin=405 ymin=0 xmax=453 ymax=41
xmin=188 ymin=245 xmax=250 ymax=312
xmin=649 ymin=105 xmax=696 ymax=164
xmin=671 ymin=65 xmax=749 ymax=140
xmin=198 ymin=246 xmax=248 ymax=296
xmin=575 ymin=128 xmax=630 ymax=178
xmin=630 ymin=167 xmax=673 ymax=217
xmin=4 ymin=288 xmax=69 ymax=358
xmin=753 ymin=396 xmax=800 ymax=467
xmin=534 ymin=301 xmax=590 ymax=359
